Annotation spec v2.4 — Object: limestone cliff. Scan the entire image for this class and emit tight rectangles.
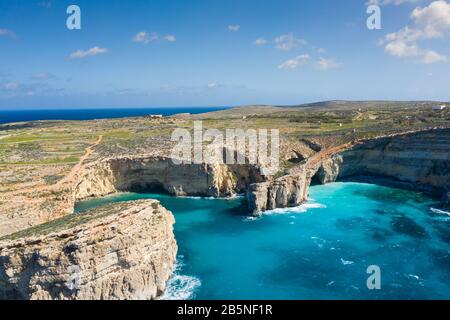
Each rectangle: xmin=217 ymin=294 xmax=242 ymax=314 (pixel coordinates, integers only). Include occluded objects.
xmin=247 ymin=129 xmax=450 ymax=215
xmin=314 ymin=155 xmax=343 ymax=184
xmin=75 ymin=156 xmax=265 ymax=200
xmin=0 ymin=200 xmax=177 ymax=300
xmin=0 ymin=154 xmax=265 ymax=239
xmin=336 ymin=129 xmax=450 ymax=195
xmin=247 ymin=173 xmax=309 ymax=214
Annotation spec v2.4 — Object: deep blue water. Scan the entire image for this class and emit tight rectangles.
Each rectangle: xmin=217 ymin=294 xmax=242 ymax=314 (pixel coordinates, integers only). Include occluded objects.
xmin=75 ymin=182 xmax=450 ymax=300
xmin=0 ymin=107 xmax=228 ymax=124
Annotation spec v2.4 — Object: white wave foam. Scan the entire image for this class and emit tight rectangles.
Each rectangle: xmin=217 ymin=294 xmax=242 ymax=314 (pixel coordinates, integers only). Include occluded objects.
xmin=263 ymin=201 xmax=326 ymax=215
xmin=311 ymin=236 xmax=326 ymax=248
xmin=159 ymin=259 xmax=201 ymax=300
xmin=242 ymin=216 xmax=261 ymax=222
xmin=160 ymin=274 xmax=201 ymax=300
xmin=304 ymin=202 xmax=327 ymax=209
xmin=430 ymin=208 xmax=450 ymax=216
xmin=340 ymin=258 xmax=355 ymax=265
xmin=180 ymin=194 xmax=244 ymax=201
xmin=405 ymin=274 xmax=422 ymax=281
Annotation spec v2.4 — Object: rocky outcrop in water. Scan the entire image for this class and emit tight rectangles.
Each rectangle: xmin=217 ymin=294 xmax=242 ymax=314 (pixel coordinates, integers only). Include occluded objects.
xmin=247 ymin=173 xmax=309 ymax=214
xmin=75 ymin=156 xmax=265 ymax=201
xmin=0 ymin=200 xmax=177 ymax=300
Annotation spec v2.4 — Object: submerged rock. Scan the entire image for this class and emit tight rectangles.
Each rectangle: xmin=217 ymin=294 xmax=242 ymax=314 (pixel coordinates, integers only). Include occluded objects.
xmin=390 ymin=216 xmax=428 ymax=239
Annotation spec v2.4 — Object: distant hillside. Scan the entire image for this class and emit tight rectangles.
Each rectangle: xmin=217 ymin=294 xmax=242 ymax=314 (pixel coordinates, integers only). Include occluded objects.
xmin=188 ymin=100 xmax=448 ymax=119
xmin=190 ymin=105 xmax=283 ymax=119
xmin=278 ymin=100 xmax=447 ymax=111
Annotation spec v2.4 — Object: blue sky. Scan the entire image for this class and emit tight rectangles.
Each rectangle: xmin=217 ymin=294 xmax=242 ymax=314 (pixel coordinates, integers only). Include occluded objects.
xmin=0 ymin=0 xmax=449 ymax=109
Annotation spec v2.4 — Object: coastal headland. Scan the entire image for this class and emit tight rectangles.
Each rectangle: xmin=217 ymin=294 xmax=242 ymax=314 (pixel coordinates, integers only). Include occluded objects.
xmin=0 ymin=101 xmax=448 ymax=299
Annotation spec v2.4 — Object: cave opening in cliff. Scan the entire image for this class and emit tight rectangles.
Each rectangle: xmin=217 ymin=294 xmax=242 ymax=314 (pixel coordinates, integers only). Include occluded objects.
xmin=126 ymin=181 xmax=170 ymax=195
xmin=310 ymin=170 xmax=323 ymax=186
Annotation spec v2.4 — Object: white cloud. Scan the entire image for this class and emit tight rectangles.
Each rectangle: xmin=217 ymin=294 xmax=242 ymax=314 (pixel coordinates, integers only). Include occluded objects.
xmin=274 ymin=33 xmax=307 ymax=51
xmin=316 ymin=58 xmax=342 ymax=71
xmin=384 ymin=40 xmax=419 ymax=56
xmin=411 ymin=0 xmax=450 ymax=37
xmin=421 ymin=49 xmax=448 ymax=63
xmin=69 ymin=46 xmax=108 ymax=59
xmin=0 ymin=28 xmax=16 ymax=38
xmin=381 ymin=0 xmax=450 ymax=64
xmin=278 ymin=53 xmax=342 ymax=71
xmin=207 ymin=83 xmax=218 ymax=88
xmin=253 ymin=38 xmax=268 ymax=45
xmin=132 ymin=31 xmax=158 ymax=44
xmin=278 ymin=54 xmax=310 ymax=70
xmin=164 ymin=35 xmax=176 ymax=42
xmin=132 ymin=32 xmax=176 ymax=44
xmin=228 ymin=25 xmax=240 ymax=32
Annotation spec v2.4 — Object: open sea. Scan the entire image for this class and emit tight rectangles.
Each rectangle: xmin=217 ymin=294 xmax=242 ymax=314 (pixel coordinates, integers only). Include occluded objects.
xmin=0 ymin=107 xmax=228 ymax=124
xmin=75 ymin=182 xmax=450 ymax=300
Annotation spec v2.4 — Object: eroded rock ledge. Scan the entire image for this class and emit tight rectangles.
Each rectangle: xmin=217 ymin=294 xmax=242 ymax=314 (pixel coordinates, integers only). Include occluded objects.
xmin=0 ymin=200 xmax=177 ymax=300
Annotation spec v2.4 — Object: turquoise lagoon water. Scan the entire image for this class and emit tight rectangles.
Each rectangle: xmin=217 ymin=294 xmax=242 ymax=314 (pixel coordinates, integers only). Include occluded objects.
xmin=75 ymin=182 xmax=450 ymax=300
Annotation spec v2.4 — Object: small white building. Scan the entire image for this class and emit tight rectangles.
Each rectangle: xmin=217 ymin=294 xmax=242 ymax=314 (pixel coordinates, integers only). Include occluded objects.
xmin=432 ymin=105 xmax=447 ymax=111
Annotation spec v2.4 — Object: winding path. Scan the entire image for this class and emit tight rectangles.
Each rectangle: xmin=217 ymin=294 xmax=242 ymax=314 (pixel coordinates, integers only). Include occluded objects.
xmin=1 ymin=135 xmax=103 ymax=198
xmin=53 ymin=135 xmax=103 ymax=189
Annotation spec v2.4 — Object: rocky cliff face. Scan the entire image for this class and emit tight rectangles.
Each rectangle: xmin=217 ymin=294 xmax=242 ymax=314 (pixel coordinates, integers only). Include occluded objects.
xmin=247 ymin=129 xmax=450 ymax=215
xmin=75 ymin=156 xmax=265 ymax=200
xmin=314 ymin=156 xmax=343 ymax=184
xmin=336 ymin=129 xmax=450 ymax=195
xmin=247 ymin=173 xmax=309 ymax=214
xmin=0 ymin=200 xmax=177 ymax=300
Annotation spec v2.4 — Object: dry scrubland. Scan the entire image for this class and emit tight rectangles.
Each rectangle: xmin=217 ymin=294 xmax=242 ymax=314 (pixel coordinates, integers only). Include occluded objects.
xmin=0 ymin=101 xmax=449 ymax=196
